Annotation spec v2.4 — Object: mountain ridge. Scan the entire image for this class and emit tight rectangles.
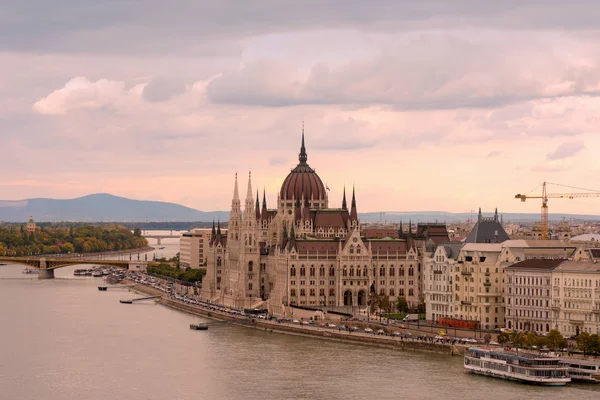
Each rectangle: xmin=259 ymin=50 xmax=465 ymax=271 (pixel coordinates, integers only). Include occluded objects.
xmin=0 ymin=193 xmax=599 ymax=223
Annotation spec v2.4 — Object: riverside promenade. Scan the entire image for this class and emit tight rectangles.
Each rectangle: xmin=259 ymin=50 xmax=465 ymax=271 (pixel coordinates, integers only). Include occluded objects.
xmin=128 ymin=281 xmax=464 ymax=356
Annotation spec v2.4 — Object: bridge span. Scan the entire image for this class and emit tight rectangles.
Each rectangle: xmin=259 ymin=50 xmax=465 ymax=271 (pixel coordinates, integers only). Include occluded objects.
xmin=0 ymin=257 xmax=148 ymax=279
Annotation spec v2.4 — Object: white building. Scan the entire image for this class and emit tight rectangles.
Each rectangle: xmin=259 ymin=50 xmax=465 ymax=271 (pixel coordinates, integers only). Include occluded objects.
xmin=552 ymin=261 xmax=600 ymax=336
xmin=424 ymin=243 xmax=462 ymax=322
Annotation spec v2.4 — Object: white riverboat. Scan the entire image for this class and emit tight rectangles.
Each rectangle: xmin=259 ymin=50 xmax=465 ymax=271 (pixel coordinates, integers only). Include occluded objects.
xmin=560 ymin=358 xmax=600 ymax=383
xmin=464 ymin=348 xmax=571 ymax=386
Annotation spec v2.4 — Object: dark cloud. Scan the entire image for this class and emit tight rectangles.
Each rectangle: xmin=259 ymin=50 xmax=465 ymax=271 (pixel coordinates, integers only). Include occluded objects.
xmin=546 ymin=140 xmax=586 ymax=160
xmin=142 ymin=77 xmax=186 ymax=103
xmin=4 ymin=1 xmax=600 ymax=54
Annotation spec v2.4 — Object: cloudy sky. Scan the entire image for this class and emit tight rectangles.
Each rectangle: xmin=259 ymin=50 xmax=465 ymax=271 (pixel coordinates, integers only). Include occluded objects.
xmin=3 ymin=1 xmax=600 ymax=214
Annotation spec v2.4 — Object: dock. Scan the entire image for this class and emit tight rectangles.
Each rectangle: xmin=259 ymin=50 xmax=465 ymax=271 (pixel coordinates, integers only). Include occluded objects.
xmin=120 ymin=295 xmax=161 ymax=304
xmin=98 ymin=284 xmax=135 ymax=291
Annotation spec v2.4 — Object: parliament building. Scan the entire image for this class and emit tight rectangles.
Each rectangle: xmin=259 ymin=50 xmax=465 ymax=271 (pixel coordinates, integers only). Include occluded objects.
xmin=201 ymin=133 xmax=448 ymax=316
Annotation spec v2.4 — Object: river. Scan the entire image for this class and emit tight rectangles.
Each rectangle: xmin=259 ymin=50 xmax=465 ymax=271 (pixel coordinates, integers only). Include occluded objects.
xmin=1 ymin=263 xmax=599 ymax=400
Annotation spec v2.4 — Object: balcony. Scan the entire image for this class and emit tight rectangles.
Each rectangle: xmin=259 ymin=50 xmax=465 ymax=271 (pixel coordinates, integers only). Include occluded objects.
xmin=484 ymin=271 xmax=490 ymax=277
xmin=461 ymin=300 xmax=472 ymax=305
xmin=551 ymin=306 xmax=560 ymax=311
xmin=461 ymin=270 xmax=472 ymax=276
xmin=433 ymin=270 xmax=443 ymax=275
xmin=483 ymin=282 xmax=491 ymax=287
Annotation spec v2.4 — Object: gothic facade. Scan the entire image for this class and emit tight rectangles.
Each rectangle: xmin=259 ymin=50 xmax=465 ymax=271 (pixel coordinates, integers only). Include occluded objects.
xmin=201 ymin=134 xmax=446 ymax=316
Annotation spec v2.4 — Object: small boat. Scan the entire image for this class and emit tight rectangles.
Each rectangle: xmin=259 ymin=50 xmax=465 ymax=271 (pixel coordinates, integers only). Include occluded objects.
xmin=92 ymin=270 xmax=103 ymax=277
xmin=464 ymin=348 xmax=570 ymax=386
xmin=120 ymin=300 xmax=133 ymax=304
xmin=190 ymin=323 xmax=209 ymax=331
xmin=560 ymin=358 xmax=600 ymax=383
xmin=98 ymin=286 xmax=108 ymax=291
xmin=22 ymin=268 xmax=39 ymax=274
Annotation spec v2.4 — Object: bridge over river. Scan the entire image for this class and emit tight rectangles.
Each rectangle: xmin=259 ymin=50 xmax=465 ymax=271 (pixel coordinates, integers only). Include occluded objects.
xmin=0 ymin=257 xmax=148 ymax=279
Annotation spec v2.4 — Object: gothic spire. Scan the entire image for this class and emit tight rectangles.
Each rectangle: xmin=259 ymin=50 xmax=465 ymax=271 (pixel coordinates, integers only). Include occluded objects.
xmin=398 ymin=219 xmax=403 ymax=235
xmin=255 ymin=190 xmax=261 ymax=220
xmin=350 ymin=185 xmax=358 ymax=222
xmin=232 ymin=172 xmax=239 ymax=201
xmin=299 ymin=123 xmax=307 ymax=164
xmin=217 ymin=219 xmax=222 ymax=236
xmin=342 ymin=186 xmax=347 ymax=210
xmin=246 ymin=171 xmax=253 ymax=203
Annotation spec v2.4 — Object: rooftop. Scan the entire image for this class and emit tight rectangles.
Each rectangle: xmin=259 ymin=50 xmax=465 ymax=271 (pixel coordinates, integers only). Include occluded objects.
xmin=504 ymin=259 xmax=566 ymax=271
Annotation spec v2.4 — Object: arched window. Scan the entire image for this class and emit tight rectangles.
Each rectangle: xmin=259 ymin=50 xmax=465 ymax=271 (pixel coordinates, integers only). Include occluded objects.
xmin=350 ymin=266 xmax=355 ymax=277
xmin=399 ymin=266 xmax=404 ymax=276
xmin=248 ymin=261 xmax=253 ymax=272
xmin=300 ymin=265 xmax=306 ymax=276
xmin=409 ymin=266 xmax=414 ymax=276
xmin=320 ymin=266 xmax=325 ymax=276
xmin=248 ymin=282 xmax=253 ymax=290
xmin=217 ymin=257 xmax=222 ymax=267
xmin=310 ymin=266 xmax=316 ymax=277
xmin=329 ymin=266 xmax=335 ymax=276
xmin=380 ymin=266 xmax=385 ymax=276
xmin=389 ymin=266 xmax=395 ymax=276
xmin=343 ymin=266 xmax=348 ymax=277
xmin=357 ymin=266 xmax=361 ymax=276
xmin=291 ymin=266 xmax=296 ymax=276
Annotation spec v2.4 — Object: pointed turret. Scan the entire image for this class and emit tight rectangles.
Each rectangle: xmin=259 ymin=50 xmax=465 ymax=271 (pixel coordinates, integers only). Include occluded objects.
xmin=398 ymin=219 xmax=403 ymax=237
xmin=408 ymin=219 xmax=413 ymax=235
xmin=255 ymin=190 xmax=261 ymax=220
xmin=342 ymin=186 xmax=347 ymax=210
xmin=217 ymin=220 xmax=222 ymax=236
xmin=245 ymin=171 xmax=254 ymax=216
xmin=233 ymin=173 xmax=240 ymax=202
xmin=211 ymin=220 xmax=216 ymax=244
xmin=478 ymin=207 xmax=482 ymax=222
xmin=494 ymin=207 xmax=498 ymax=222
xmin=350 ymin=185 xmax=358 ymax=222
xmin=299 ymin=123 xmax=307 ymax=164
xmin=261 ymin=189 xmax=268 ymax=222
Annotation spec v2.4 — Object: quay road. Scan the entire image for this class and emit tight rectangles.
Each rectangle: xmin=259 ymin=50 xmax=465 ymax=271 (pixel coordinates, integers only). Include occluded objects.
xmin=122 ymin=274 xmax=477 ymax=355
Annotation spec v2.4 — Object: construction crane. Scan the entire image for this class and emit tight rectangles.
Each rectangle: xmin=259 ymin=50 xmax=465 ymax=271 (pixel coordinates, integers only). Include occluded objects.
xmin=515 ymin=181 xmax=600 ymax=239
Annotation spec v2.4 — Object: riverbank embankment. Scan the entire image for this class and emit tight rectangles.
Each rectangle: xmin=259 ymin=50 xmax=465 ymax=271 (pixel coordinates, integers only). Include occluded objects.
xmin=129 ymin=282 xmax=464 ymax=356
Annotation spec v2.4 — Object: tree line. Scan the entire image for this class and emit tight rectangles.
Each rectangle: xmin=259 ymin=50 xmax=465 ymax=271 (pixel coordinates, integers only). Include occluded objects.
xmin=147 ymin=262 xmax=206 ymax=283
xmin=497 ymin=330 xmax=600 ymax=355
xmin=0 ymin=224 xmax=148 ymax=256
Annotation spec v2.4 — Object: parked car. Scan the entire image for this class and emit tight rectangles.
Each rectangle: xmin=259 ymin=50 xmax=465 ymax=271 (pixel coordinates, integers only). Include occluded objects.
xmin=364 ymin=327 xmax=373 ymax=333
xmin=327 ymin=323 xmax=337 ymax=328
xmin=376 ymin=329 xmax=385 ymax=335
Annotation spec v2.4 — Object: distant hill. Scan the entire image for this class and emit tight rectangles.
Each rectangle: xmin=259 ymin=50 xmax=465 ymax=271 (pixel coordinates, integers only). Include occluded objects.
xmin=0 ymin=193 xmax=599 ymax=223
xmin=0 ymin=193 xmax=228 ymax=222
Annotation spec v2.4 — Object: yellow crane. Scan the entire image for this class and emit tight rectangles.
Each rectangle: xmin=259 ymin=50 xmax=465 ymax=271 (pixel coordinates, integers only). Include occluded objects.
xmin=515 ymin=181 xmax=600 ymax=239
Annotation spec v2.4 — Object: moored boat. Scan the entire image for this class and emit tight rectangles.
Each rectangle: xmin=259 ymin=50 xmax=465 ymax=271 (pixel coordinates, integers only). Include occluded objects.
xmin=464 ymin=348 xmax=570 ymax=386
xmin=190 ymin=323 xmax=209 ymax=331
xmin=22 ymin=268 xmax=39 ymax=274
xmin=560 ymin=358 xmax=600 ymax=383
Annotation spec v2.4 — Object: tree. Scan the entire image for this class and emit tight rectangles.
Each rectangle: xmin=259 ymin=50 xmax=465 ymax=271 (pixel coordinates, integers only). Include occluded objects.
xmin=396 ymin=296 xmax=408 ymax=313
xmin=368 ymin=293 xmax=381 ymax=315
xmin=380 ymin=295 xmax=392 ymax=315
xmin=483 ymin=333 xmax=492 ymax=344
xmin=497 ymin=332 xmax=510 ymax=345
xmin=133 ymin=228 xmax=142 ymax=237
xmin=576 ymin=332 xmax=599 ymax=356
xmin=546 ymin=329 xmax=566 ymax=351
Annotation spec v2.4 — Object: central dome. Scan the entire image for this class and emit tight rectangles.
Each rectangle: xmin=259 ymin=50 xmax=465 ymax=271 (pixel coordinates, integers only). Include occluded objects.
xmin=280 ymin=133 xmax=326 ymax=202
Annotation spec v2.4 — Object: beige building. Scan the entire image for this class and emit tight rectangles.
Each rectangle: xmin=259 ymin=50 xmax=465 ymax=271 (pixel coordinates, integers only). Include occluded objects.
xmin=552 ymin=261 xmax=600 ymax=336
xmin=180 ymin=228 xmax=218 ymax=269
xmin=504 ymin=259 xmax=562 ymax=334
